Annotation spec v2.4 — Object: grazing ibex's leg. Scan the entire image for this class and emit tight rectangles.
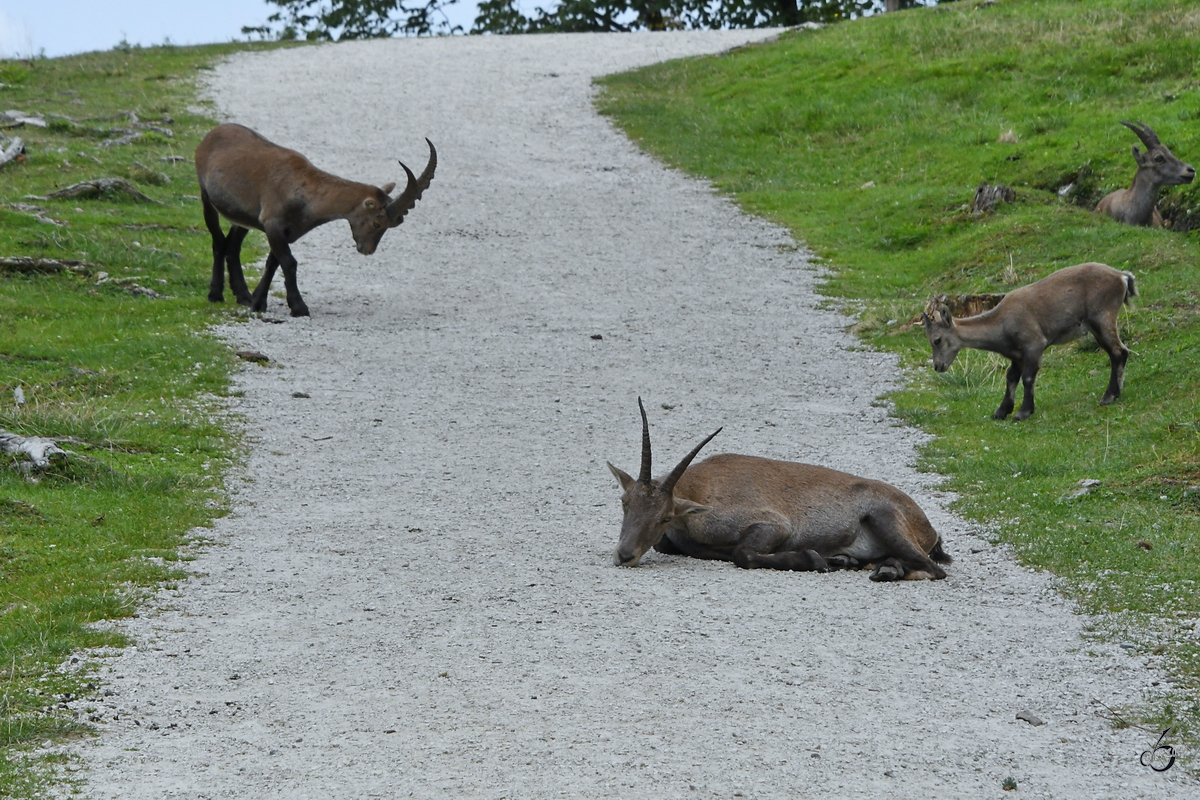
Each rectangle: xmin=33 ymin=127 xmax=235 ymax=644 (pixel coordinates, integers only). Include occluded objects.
xmin=994 ymin=360 xmax=1022 ymax=420
xmin=263 ymin=230 xmax=309 ymax=318
xmin=1013 ymin=352 xmax=1043 ymax=421
xmin=200 ymin=191 xmax=229 ymax=303
xmin=249 ymin=253 xmax=279 ymax=313
xmin=222 ymin=225 xmax=252 ymax=306
xmin=1088 ymin=317 xmax=1129 ymax=405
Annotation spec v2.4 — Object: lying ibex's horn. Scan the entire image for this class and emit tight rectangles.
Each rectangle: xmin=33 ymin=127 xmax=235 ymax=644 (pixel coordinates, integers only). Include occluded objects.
xmin=386 ymin=138 xmax=437 ymax=226
xmin=660 ymin=427 xmax=722 ymax=495
xmin=1120 ymin=120 xmax=1160 ymax=149
xmin=637 ymin=397 xmax=653 ymax=485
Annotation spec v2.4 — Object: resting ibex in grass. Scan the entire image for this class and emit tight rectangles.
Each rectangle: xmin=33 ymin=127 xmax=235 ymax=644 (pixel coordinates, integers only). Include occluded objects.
xmin=922 ymin=262 xmax=1136 ymax=421
xmin=195 ymin=123 xmax=436 ymax=317
xmin=1096 ymin=121 xmax=1193 ymax=228
xmin=608 ymin=400 xmax=950 ymax=582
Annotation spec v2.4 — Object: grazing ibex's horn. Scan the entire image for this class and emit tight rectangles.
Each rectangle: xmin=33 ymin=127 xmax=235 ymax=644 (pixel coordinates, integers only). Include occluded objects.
xmin=637 ymin=397 xmax=653 ymax=485
xmin=660 ymin=427 xmax=722 ymax=495
xmin=1120 ymin=120 xmax=1161 ymax=149
xmin=386 ymin=138 xmax=437 ymax=226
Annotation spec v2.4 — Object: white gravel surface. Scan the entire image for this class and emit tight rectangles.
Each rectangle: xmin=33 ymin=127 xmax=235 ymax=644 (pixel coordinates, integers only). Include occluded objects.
xmin=55 ymin=31 xmax=1198 ymax=799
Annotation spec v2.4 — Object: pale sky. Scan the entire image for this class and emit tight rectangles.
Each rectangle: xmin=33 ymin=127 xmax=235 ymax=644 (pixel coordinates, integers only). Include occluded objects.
xmin=0 ymin=0 xmax=482 ymax=59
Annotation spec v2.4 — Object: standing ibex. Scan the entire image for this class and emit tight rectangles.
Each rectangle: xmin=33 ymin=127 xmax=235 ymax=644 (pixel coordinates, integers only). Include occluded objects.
xmin=1096 ymin=121 xmax=1193 ymax=227
xmin=922 ymin=262 xmax=1136 ymax=421
xmin=195 ymin=123 xmax=436 ymax=317
xmin=608 ymin=400 xmax=950 ymax=581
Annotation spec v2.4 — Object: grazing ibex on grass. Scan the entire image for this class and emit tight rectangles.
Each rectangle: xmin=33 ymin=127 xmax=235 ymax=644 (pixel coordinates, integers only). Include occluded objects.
xmin=922 ymin=262 xmax=1136 ymax=421
xmin=608 ymin=400 xmax=950 ymax=582
xmin=1096 ymin=121 xmax=1193 ymax=228
xmin=195 ymin=123 xmax=436 ymax=317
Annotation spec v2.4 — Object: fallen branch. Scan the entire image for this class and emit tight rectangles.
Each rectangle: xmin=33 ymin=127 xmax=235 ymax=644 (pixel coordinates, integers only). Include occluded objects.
xmin=0 ymin=256 xmax=100 ymax=276
xmin=0 ymin=429 xmax=116 ymax=476
xmin=0 ymin=136 xmax=25 ymax=170
xmin=29 ymin=178 xmax=159 ymax=204
xmin=0 ymin=257 xmax=172 ymax=298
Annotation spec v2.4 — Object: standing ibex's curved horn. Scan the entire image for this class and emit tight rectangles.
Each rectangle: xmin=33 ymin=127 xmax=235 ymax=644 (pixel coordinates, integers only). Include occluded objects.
xmin=637 ymin=397 xmax=653 ymax=485
xmin=659 ymin=427 xmax=722 ymax=495
xmin=386 ymin=138 xmax=437 ymax=226
xmin=1120 ymin=120 xmax=1161 ymax=149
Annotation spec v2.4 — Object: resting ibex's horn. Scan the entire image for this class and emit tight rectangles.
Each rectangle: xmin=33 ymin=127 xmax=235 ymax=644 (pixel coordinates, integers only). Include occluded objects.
xmin=1120 ymin=120 xmax=1161 ymax=149
xmin=387 ymin=138 xmax=437 ymax=226
xmin=659 ymin=426 xmax=722 ymax=495
xmin=637 ymin=397 xmax=653 ymax=485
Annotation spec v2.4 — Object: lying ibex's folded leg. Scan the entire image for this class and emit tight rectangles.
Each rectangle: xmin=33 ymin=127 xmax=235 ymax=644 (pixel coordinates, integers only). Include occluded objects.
xmin=733 ymin=546 xmax=829 ymax=572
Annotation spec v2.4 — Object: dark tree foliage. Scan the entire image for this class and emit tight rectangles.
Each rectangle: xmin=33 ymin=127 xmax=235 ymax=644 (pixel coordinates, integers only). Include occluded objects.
xmin=242 ymin=0 xmax=934 ymax=40
xmin=242 ymin=0 xmax=465 ymax=40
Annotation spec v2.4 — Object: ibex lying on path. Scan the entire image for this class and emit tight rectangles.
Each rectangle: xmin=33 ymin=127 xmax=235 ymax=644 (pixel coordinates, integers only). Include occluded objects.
xmin=608 ymin=400 xmax=950 ymax=582
xmin=922 ymin=262 xmax=1136 ymax=421
xmin=195 ymin=123 xmax=436 ymax=317
xmin=1096 ymin=121 xmax=1193 ymax=228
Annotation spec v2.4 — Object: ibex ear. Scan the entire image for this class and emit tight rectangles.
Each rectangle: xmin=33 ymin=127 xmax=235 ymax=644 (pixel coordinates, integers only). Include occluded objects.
xmin=608 ymin=462 xmax=636 ymax=491
xmin=673 ymin=498 xmax=711 ymax=517
xmin=1132 ymin=145 xmax=1144 ymax=163
xmin=380 ymin=181 xmax=396 ymax=195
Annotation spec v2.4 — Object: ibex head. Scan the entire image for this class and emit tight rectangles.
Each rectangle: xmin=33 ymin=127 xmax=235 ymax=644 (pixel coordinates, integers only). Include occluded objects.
xmin=607 ymin=399 xmax=720 ymax=567
xmin=347 ymin=138 xmax=437 ymax=256
xmin=921 ymin=300 xmax=962 ymax=373
xmin=1121 ymin=120 xmax=1194 ymax=188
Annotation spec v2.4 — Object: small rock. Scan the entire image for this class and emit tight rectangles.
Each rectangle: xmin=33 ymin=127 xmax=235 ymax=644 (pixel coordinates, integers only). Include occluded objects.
xmin=1016 ymin=710 xmax=1044 ymax=726
xmin=236 ymin=350 xmax=270 ymax=363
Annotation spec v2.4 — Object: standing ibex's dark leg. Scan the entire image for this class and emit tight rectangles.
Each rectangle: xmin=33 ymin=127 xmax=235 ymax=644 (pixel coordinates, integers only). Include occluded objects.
xmin=994 ymin=359 xmax=1022 ymax=420
xmin=249 ymin=253 xmax=279 ymax=313
xmin=264 ymin=229 xmax=309 ymax=317
xmin=201 ymin=191 xmax=229 ymax=303
xmin=1013 ymin=353 xmax=1043 ymax=421
xmin=222 ymin=225 xmax=253 ymax=306
xmin=1088 ymin=319 xmax=1129 ymax=405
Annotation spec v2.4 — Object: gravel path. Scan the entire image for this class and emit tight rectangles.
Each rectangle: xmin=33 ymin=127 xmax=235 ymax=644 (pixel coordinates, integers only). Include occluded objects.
xmin=57 ymin=31 xmax=1197 ymax=799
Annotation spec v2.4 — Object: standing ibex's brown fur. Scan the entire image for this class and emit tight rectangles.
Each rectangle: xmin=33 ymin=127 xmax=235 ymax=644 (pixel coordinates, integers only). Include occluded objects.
xmin=608 ymin=400 xmax=950 ymax=582
xmin=922 ymin=262 xmax=1136 ymax=421
xmin=195 ymin=123 xmax=436 ymax=317
xmin=1096 ymin=121 xmax=1194 ymax=228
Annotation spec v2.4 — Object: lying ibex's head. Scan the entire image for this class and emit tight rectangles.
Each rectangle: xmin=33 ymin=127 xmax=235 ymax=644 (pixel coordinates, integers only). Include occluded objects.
xmin=348 ymin=139 xmax=437 ymax=256
xmin=1122 ymin=121 xmax=1194 ymax=188
xmin=607 ymin=399 xmax=720 ymax=567
xmin=921 ymin=300 xmax=962 ymax=373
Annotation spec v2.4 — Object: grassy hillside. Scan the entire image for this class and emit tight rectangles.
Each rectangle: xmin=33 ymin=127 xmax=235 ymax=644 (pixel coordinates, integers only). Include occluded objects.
xmin=598 ymin=0 xmax=1200 ymax=749
xmin=0 ymin=41 xmax=292 ymax=796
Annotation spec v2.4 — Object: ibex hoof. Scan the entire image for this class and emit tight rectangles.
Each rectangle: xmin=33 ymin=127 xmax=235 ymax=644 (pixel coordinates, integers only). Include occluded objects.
xmin=290 ymin=305 xmax=311 ymax=318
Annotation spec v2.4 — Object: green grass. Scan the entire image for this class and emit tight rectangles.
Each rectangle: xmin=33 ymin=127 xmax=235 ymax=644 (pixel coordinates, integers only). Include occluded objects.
xmin=0 ymin=40 xmax=298 ymax=796
xmin=597 ymin=0 xmax=1200 ymax=755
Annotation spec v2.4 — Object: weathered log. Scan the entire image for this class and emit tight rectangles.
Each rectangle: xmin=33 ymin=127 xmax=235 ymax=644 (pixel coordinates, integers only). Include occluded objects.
xmin=0 ymin=136 xmax=25 ymax=169
xmin=0 ymin=429 xmax=69 ymax=472
xmin=0 ymin=256 xmax=99 ymax=275
xmin=970 ymin=183 xmax=1015 ymax=214
xmin=30 ymin=178 xmax=159 ymax=204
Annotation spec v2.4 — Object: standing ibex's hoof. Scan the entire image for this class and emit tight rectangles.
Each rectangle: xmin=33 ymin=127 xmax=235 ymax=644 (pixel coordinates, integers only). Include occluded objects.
xmin=207 ymin=292 xmax=225 ymax=303
xmin=1013 ymin=410 xmax=1034 ymax=421
xmin=1099 ymin=395 xmax=1117 ymax=406
xmin=290 ymin=304 xmax=311 ymax=318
